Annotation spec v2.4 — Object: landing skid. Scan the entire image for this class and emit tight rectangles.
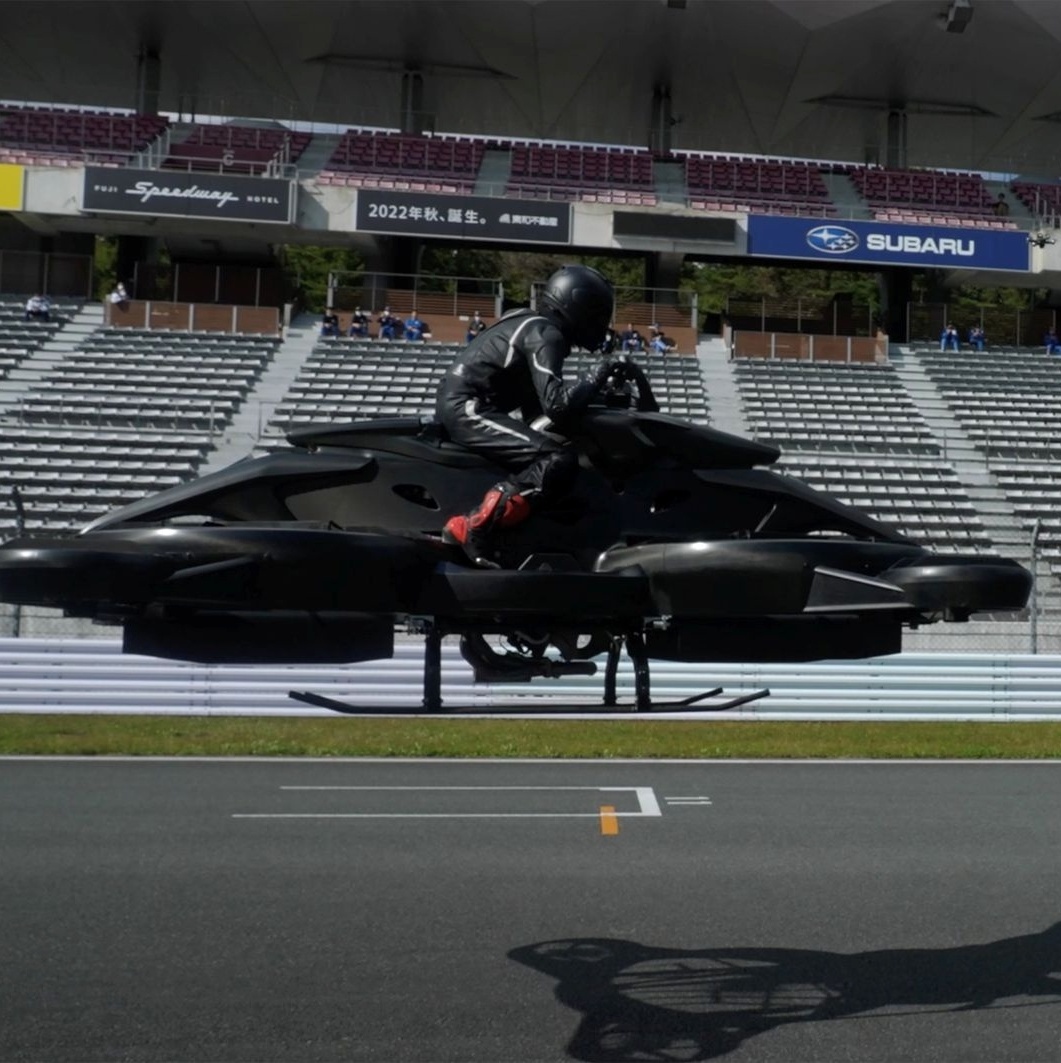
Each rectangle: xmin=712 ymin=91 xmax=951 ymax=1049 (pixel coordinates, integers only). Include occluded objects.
xmin=288 ymin=622 xmax=771 ymax=715
xmin=287 ymin=691 xmax=770 ymax=715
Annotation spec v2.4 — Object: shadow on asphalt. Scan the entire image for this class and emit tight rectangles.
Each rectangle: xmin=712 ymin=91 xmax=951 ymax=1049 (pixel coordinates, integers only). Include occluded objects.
xmin=510 ymin=923 xmax=1061 ymax=1060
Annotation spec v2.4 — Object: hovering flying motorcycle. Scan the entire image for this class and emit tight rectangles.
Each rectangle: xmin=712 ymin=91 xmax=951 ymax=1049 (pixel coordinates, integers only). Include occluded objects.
xmin=0 ymin=362 xmax=1032 ymax=712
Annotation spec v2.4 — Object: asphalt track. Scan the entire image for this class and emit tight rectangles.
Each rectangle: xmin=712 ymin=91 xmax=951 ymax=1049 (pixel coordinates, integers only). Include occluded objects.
xmin=5 ymin=759 xmax=1061 ymax=1063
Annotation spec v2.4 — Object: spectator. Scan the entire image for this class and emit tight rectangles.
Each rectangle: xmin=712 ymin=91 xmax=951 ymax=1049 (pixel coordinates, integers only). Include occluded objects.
xmin=1045 ymin=328 xmax=1061 ymax=355
xmin=24 ymin=293 xmax=50 ymax=321
xmin=377 ymin=306 xmax=398 ymax=340
xmin=649 ymin=325 xmax=675 ymax=354
xmin=968 ymin=324 xmax=986 ymax=351
xmin=993 ymin=193 xmax=1010 ymax=217
xmin=939 ymin=324 xmax=960 ymax=352
xmin=320 ymin=307 xmax=340 ymax=337
xmin=108 ymin=282 xmax=129 ymax=311
xmin=619 ymin=322 xmax=644 ymax=353
xmin=465 ymin=311 xmax=487 ymax=343
xmin=602 ymin=324 xmax=620 ymax=354
xmin=404 ymin=309 xmax=426 ymax=342
xmin=348 ymin=306 xmax=369 ymax=338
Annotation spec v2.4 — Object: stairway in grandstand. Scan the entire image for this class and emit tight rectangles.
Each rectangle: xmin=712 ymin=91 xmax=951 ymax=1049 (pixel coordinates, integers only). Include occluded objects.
xmin=473 ymin=150 xmax=512 ymax=197
xmin=820 ymin=170 xmax=872 ymax=219
xmin=196 ymin=312 xmax=323 ymax=473
xmin=696 ymin=335 xmax=747 ymax=435
xmin=888 ymin=347 xmax=1031 ymax=565
xmin=724 ymin=342 xmax=1060 ymax=649
xmin=0 ymin=298 xmax=95 ymax=404
xmin=293 ymin=134 xmax=343 ymax=178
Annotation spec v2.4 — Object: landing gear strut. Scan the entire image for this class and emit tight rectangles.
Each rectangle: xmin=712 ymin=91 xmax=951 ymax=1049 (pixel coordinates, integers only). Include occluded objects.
xmin=608 ymin=630 xmax=769 ymax=713
xmin=291 ymin=621 xmax=770 ymax=714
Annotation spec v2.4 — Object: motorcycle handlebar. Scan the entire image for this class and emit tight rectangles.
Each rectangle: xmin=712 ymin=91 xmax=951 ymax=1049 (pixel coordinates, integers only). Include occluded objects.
xmin=606 ymin=357 xmax=660 ymax=413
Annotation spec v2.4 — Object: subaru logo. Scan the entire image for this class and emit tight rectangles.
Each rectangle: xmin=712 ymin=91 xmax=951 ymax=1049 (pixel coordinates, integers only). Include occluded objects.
xmin=806 ymin=225 xmax=860 ymax=254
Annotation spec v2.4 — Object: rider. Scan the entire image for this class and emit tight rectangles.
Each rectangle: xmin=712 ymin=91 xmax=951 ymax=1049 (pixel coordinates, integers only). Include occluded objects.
xmin=436 ymin=264 xmax=618 ymax=568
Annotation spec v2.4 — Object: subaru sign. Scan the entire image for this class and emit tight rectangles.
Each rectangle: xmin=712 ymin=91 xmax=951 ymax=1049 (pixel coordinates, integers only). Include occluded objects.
xmin=805 ymin=225 xmax=861 ymax=254
xmin=748 ymin=215 xmax=1029 ymax=272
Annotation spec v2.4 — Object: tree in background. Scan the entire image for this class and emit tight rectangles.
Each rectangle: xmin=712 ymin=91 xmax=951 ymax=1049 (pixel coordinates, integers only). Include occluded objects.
xmin=419 ymin=246 xmax=503 ymax=292
xmin=680 ymin=262 xmax=880 ymax=315
xmin=93 ymin=235 xmax=118 ymax=301
xmin=415 ymin=247 xmax=644 ymax=309
xmin=280 ymin=244 xmax=364 ymax=313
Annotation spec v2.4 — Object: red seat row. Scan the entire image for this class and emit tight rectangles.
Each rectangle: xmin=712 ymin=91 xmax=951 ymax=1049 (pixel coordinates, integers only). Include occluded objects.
xmin=0 ymin=108 xmax=168 ymax=154
xmin=161 ymin=124 xmax=313 ymax=173
xmin=326 ymin=132 xmax=484 ymax=177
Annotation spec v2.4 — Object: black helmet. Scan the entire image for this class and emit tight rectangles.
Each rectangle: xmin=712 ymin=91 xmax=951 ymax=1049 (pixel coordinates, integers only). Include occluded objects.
xmin=539 ymin=265 xmax=614 ymax=350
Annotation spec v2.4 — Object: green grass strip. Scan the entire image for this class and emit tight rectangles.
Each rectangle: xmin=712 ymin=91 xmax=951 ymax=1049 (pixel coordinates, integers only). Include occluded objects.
xmin=4 ymin=715 xmax=1061 ymax=758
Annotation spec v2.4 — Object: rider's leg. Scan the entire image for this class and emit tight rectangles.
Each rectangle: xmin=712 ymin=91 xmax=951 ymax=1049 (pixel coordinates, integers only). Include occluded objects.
xmin=437 ymin=397 xmax=578 ymax=566
xmin=442 ymin=481 xmax=532 ymax=567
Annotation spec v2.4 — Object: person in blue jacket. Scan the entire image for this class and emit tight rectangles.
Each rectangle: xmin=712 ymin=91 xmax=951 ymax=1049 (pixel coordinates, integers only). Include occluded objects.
xmin=404 ymin=310 xmax=425 ymax=341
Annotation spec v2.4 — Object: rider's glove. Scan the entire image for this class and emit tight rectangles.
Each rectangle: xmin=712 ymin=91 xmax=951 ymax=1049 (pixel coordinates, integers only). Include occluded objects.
xmin=562 ymin=358 xmax=628 ymax=416
xmin=589 ymin=356 xmax=623 ymax=388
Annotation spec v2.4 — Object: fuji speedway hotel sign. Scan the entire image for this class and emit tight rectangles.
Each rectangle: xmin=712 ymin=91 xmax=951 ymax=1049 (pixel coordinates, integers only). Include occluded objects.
xmin=82 ymin=167 xmax=294 ymax=224
xmin=356 ymin=189 xmax=571 ymax=244
xmin=747 ymin=215 xmax=1030 ymax=272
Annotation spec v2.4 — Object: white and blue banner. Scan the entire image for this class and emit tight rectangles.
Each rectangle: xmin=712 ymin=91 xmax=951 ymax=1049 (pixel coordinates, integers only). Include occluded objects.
xmin=747 ymin=215 xmax=1030 ymax=272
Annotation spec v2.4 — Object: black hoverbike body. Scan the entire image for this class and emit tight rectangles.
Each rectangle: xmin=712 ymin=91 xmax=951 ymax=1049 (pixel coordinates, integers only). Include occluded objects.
xmin=0 ymin=365 xmax=1032 ymax=710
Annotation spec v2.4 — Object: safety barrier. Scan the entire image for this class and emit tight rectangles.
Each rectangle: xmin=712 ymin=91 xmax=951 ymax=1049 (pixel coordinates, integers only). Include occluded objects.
xmin=1 ymin=638 xmax=1060 ymax=718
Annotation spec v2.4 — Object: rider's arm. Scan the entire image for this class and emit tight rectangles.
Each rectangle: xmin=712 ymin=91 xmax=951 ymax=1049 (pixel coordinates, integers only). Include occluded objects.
xmin=527 ymin=321 xmax=613 ymax=421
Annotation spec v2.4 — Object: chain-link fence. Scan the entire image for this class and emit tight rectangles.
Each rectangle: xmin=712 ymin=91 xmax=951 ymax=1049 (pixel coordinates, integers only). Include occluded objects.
xmin=906 ymin=302 xmax=1056 ymax=347
xmin=725 ymin=296 xmax=880 ymax=338
xmin=327 ymin=269 xmax=503 ymax=317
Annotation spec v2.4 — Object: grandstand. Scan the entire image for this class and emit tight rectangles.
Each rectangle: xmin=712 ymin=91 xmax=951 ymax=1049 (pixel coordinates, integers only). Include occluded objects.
xmin=262 ymin=336 xmax=710 ymax=441
xmin=0 ymin=104 xmax=168 ymax=165
xmin=0 ymin=319 xmax=278 ymax=539
xmin=4 ymin=296 xmax=1050 ymax=652
xmin=684 ymin=156 xmax=834 ymax=216
xmin=845 ymin=166 xmax=1017 ymax=227
xmin=268 ymin=339 xmax=455 ymax=430
xmin=903 ymin=341 xmax=1061 ymax=585
xmin=735 ymin=361 xmax=938 ymax=455
xmin=0 ymin=296 xmax=77 ymax=380
xmin=724 ymin=336 xmax=1061 ymax=645
xmin=729 ymin=355 xmax=1009 ymax=560
xmin=2 ymin=0 xmax=1061 ymax=658
xmin=318 ymin=131 xmax=484 ymax=191
xmin=163 ymin=123 xmax=313 ymax=174
xmin=505 ymin=144 xmax=657 ymax=205
xmin=0 ymin=101 xmax=1054 ymax=224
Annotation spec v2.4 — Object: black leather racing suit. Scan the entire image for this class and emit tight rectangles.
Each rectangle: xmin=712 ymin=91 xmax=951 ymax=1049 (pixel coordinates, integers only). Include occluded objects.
xmin=435 ymin=308 xmax=598 ymax=500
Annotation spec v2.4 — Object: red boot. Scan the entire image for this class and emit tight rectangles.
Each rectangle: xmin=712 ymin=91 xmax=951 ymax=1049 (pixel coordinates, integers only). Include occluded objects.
xmin=443 ymin=484 xmax=531 ymax=568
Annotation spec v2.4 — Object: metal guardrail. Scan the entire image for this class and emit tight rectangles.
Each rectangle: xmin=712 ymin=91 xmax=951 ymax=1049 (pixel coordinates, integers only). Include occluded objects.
xmin=2 ymin=638 xmax=1060 ymax=718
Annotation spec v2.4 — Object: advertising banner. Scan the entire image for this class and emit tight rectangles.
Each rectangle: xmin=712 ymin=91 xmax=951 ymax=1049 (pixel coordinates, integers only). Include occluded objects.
xmin=356 ymin=189 xmax=571 ymax=244
xmin=82 ymin=167 xmax=293 ymax=224
xmin=747 ymin=215 xmax=1030 ymax=272
xmin=0 ymin=164 xmax=24 ymax=211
